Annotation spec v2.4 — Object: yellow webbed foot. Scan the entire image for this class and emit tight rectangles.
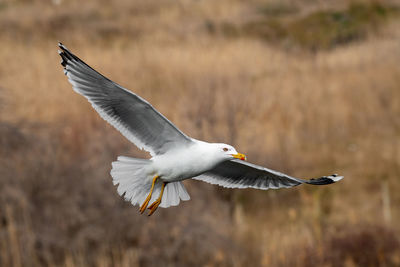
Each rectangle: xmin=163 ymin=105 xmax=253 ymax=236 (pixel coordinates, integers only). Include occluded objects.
xmin=147 ymin=182 xmax=166 ymax=216
xmin=139 ymin=175 xmax=159 ymax=214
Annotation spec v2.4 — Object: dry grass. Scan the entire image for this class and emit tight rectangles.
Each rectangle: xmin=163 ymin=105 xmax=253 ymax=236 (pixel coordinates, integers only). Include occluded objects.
xmin=240 ymin=2 xmax=400 ymax=51
xmin=1 ymin=0 xmax=400 ymax=266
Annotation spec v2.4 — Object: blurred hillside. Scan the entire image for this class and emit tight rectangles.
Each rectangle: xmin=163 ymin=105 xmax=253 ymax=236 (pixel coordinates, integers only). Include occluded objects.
xmin=1 ymin=0 xmax=400 ymax=266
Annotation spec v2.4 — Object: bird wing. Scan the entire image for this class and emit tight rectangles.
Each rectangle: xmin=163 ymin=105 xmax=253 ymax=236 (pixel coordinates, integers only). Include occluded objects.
xmin=58 ymin=43 xmax=193 ymax=156
xmin=194 ymin=159 xmax=343 ymax=189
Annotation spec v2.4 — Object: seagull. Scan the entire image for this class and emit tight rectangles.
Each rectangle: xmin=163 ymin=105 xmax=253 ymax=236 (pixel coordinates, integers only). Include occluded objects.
xmin=58 ymin=43 xmax=343 ymax=216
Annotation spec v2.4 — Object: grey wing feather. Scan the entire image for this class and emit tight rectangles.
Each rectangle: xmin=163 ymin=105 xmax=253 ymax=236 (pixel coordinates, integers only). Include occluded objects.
xmin=194 ymin=159 xmax=343 ymax=190
xmin=58 ymin=43 xmax=192 ymax=156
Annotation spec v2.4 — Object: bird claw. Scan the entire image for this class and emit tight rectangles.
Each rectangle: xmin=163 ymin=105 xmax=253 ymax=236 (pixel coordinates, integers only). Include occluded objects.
xmin=139 ymin=175 xmax=159 ymax=214
xmin=139 ymin=197 xmax=151 ymax=213
xmin=147 ymin=182 xmax=166 ymax=216
xmin=147 ymin=200 xmax=161 ymax=216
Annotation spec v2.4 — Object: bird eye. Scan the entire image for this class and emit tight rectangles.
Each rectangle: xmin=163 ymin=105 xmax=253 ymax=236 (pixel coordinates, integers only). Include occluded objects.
xmin=223 ymin=147 xmax=229 ymax=152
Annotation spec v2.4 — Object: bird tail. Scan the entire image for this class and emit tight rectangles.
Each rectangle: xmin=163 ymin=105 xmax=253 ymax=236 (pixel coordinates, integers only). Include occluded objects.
xmin=110 ymin=156 xmax=190 ymax=208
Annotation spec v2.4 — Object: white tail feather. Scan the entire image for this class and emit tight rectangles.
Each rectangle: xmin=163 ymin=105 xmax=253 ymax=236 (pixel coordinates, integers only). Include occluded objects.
xmin=111 ymin=156 xmax=190 ymax=208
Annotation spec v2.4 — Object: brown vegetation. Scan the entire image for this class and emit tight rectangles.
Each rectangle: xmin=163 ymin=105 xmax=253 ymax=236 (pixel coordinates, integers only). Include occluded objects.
xmin=1 ymin=0 xmax=400 ymax=266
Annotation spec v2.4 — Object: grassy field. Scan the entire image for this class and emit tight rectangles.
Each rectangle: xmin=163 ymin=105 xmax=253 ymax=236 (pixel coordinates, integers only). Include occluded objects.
xmin=1 ymin=0 xmax=400 ymax=266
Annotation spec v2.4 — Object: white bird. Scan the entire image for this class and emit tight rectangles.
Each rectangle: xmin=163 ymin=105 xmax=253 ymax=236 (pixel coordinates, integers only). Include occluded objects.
xmin=58 ymin=43 xmax=343 ymax=216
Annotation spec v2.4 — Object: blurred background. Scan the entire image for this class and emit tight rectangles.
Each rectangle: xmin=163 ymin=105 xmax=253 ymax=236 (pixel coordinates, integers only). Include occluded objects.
xmin=1 ymin=0 xmax=400 ymax=266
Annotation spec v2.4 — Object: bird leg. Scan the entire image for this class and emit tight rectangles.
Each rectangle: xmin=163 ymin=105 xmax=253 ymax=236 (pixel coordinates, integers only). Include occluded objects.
xmin=147 ymin=182 xmax=167 ymax=216
xmin=139 ymin=175 xmax=159 ymax=213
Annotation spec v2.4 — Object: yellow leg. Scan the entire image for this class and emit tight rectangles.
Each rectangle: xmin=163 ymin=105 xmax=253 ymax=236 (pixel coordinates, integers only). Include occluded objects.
xmin=147 ymin=182 xmax=167 ymax=216
xmin=139 ymin=175 xmax=159 ymax=214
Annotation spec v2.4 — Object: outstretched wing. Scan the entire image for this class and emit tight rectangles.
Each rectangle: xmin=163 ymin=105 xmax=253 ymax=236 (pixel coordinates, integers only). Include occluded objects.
xmin=194 ymin=159 xmax=343 ymax=189
xmin=58 ymin=43 xmax=193 ymax=156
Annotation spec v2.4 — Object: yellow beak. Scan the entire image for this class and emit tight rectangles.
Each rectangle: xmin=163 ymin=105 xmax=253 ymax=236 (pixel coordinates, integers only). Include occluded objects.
xmin=232 ymin=153 xmax=247 ymax=161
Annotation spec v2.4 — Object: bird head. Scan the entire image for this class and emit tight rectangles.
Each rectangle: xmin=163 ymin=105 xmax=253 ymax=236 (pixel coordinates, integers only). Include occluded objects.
xmin=214 ymin=143 xmax=246 ymax=161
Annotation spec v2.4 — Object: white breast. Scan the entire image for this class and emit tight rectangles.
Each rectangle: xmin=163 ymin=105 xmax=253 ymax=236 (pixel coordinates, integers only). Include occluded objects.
xmin=149 ymin=140 xmax=223 ymax=182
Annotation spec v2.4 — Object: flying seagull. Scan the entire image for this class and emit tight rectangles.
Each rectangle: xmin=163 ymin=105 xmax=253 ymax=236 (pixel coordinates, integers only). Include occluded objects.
xmin=58 ymin=43 xmax=343 ymax=216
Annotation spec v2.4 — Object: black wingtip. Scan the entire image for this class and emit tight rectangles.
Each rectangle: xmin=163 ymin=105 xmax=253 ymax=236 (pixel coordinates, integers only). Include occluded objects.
xmin=58 ymin=42 xmax=67 ymax=50
xmin=58 ymin=42 xmax=70 ymax=68
xmin=58 ymin=42 xmax=80 ymax=70
xmin=307 ymin=174 xmax=344 ymax=185
xmin=57 ymin=42 xmax=86 ymax=69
